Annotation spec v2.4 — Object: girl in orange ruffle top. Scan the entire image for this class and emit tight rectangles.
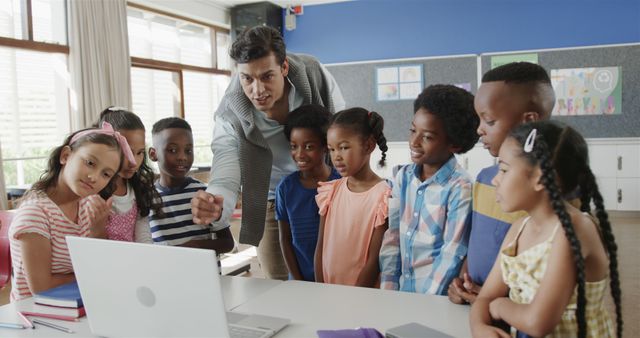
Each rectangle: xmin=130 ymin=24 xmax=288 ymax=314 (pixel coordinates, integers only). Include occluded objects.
xmin=314 ymin=108 xmax=391 ymax=287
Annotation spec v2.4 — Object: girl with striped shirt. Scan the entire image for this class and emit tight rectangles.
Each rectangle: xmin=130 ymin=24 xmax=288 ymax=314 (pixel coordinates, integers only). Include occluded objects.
xmin=9 ymin=122 xmax=131 ymax=300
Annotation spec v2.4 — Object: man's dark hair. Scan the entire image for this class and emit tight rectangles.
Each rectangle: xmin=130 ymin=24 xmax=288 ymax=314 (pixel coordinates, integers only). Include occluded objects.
xmin=284 ymin=104 xmax=332 ymax=146
xmin=230 ymin=26 xmax=286 ymax=64
xmin=414 ymin=85 xmax=479 ymax=154
xmin=152 ymin=117 xmax=192 ymax=135
xmin=482 ymin=62 xmax=556 ymax=119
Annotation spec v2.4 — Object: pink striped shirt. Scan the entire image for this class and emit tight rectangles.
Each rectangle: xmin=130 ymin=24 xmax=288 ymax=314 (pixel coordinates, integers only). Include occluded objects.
xmin=9 ymin=193 xmax=92 ymax=301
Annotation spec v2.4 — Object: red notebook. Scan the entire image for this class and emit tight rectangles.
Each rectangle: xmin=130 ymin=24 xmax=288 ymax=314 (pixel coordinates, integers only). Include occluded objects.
xmin=17 ymin=298 xmax=86 ymax=322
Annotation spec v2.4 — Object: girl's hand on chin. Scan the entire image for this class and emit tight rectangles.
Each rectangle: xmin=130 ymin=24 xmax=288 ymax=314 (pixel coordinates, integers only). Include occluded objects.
xmin=86 ymin=195 xmax=113 ymax=232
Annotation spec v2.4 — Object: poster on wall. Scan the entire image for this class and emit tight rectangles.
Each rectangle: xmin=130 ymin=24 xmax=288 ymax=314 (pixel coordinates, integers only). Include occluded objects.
xmin=551 ymin=67 xmax=622 ymax=116
xmin=376 ymin=64 xmax=423 ymax=101
xmin=490 ymin=53 xmax=538 ymax=69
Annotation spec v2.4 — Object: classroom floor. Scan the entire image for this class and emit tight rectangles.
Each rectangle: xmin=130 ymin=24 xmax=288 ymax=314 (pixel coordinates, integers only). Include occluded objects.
xmin=1 ymin=214 xmax=637 ymax=336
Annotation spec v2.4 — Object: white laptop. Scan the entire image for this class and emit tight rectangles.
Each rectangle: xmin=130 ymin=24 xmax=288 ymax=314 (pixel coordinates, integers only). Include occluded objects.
xmin=66 ymin=236 xmax=290 ymax=338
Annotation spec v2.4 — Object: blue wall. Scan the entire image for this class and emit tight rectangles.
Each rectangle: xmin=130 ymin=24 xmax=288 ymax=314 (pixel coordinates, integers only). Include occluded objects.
xmin=283 ymin=0 xmax=640 ymax=64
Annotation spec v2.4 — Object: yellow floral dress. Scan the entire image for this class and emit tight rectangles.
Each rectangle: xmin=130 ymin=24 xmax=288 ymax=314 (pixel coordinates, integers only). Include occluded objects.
xmin=500 ymin=217 xmax=615 ymax=338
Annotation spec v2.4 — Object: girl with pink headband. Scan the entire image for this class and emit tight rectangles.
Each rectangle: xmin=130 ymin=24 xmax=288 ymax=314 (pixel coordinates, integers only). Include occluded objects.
xmin=8 ymin=122 xmax=126 ymax=300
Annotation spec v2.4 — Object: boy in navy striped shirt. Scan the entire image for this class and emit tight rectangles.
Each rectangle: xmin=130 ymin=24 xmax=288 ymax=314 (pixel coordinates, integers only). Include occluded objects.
xmin=148 ymin=117 xmax=234 ymax=253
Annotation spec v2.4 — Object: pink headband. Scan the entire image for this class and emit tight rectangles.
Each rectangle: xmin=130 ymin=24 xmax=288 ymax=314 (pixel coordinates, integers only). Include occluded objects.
xmin=70 ymin=122 xmax=136 ymax=164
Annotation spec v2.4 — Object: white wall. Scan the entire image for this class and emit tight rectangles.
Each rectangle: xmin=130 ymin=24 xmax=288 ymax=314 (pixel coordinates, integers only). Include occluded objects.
xmin=129 ymin=0 xmax=231 ymax=27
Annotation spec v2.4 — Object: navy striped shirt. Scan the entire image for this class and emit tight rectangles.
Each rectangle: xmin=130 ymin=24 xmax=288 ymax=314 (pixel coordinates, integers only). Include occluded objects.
xmin=149 ymin=177 xmax=229 ymax=246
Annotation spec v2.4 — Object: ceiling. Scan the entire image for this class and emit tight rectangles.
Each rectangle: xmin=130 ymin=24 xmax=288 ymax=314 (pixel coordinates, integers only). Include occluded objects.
xmin=209 ymin=0 xmax=350 ymax=10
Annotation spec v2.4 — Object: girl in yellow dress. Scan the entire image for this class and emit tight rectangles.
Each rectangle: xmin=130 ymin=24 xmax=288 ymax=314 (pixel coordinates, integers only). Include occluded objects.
xmin=470 ymin=121 xmax=622 ymax=338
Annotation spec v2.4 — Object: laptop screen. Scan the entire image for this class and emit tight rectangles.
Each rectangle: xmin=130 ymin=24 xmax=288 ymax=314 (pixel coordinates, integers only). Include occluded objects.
xmin=67 ymin=237 xmax=230 ymax=337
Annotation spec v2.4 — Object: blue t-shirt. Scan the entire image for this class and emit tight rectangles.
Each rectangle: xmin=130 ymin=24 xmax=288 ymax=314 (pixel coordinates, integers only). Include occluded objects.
xmin=467 ymin=165 xmax=526 ymax=285
xmin=275 ymin=168 xmax=340 ymax=281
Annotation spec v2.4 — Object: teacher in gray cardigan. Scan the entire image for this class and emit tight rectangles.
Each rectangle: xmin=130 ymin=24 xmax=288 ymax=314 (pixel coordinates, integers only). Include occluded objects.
xmin=191 ymin=26 xmax=344 ymax=280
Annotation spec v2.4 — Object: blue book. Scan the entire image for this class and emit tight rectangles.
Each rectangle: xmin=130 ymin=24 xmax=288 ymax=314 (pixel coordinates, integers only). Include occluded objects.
xmin=34 ymin=281 xmax=83 ymax=308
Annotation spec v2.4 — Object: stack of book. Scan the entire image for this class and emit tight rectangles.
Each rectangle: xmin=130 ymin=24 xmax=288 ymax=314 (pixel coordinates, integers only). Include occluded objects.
xmin=18 ymin=281 xmax=86 ymax=321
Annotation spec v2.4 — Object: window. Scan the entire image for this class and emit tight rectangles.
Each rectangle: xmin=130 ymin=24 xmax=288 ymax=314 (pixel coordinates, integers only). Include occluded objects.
xmin=183 ymin=71 xmax=230 ymax=166
xmin=0 ymin=0 xmax=70 ymax=191
xmin=127 ymin=4 xmax=231 ymax=168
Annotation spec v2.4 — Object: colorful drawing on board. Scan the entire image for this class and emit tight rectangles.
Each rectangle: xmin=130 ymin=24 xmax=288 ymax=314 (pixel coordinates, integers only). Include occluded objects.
xmin=454 ymin=83 xmax=472 ymax=92
xmin=490 ymin=53 xmax=538 ymax=69
xmin=375 ymin=64 xmax=423 ymax=101
xmin=399 ymin=65 xmax=422 ymax=82
xmin=377 ymin=84 xmax=399 ymax=101
xmin=377 ymin=67 xmax=398 ymax=84
xmin=551 ymin=67 xmax=622 ymax=116
xmin=400 ymin=82 xmax=422 ymax=100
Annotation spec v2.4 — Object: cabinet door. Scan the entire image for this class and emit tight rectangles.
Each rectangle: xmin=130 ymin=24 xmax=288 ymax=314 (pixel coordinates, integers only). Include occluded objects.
xmin=588 ymin=144 xmax=617 ymax=178
xmin=616 ymin=144 xmax=640 ymax=178
xmin=595 ymin=177 xmax=618 ymax=211
xmin=617 ymin=178 xmax=640 ymax=211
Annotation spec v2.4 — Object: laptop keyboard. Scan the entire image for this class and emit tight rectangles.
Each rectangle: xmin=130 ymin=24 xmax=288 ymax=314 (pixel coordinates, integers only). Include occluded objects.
xmin=229 ymin=324 xmax=271 ymax=338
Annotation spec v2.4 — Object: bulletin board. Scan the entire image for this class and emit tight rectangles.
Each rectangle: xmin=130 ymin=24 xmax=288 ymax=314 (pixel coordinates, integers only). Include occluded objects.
xmin=326 ymin=55 xmax=478 ymax=142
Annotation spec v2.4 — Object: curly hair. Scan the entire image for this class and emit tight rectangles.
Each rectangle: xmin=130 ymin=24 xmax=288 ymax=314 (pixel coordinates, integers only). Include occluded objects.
xmin=230 ymin=26 xmax=286 ymax=65
xmin=284 ymin=104 xmax=332 ymax=145
xmin=97 ymin=107 xmax=162 ymax=217
xmin=413 ymin=84 xmax=479 ymax=153
xmin=509 ymin=121 xmax=622 ymax=338
xmin=329 ymin=107 xmax=388 ymax=168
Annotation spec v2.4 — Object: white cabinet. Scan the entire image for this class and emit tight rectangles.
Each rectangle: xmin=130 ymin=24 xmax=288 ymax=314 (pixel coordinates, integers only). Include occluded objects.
xmin=595 ymin=177 xmax=618 ymax=211
xmin=616 ymin=178 xmax=640 ymax=211
xmin=587 ymin=138 xmax=640 ymax=211
xmin=616 ymin=145 xmax=640 ymax=178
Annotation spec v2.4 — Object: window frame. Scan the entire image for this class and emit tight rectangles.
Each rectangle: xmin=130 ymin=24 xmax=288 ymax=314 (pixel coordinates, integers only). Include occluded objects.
xmin=127 ymin=2 xmax=232 ymax=119
xmin=0 ymin=0 xmax=71 ymax=208
xmin=0 ymin=0 xmax=70 ymax=53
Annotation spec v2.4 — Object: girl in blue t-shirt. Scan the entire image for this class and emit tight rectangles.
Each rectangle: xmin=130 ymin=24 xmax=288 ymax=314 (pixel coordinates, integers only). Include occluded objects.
xmin=275 ymin=104 xmax=340 ymax=281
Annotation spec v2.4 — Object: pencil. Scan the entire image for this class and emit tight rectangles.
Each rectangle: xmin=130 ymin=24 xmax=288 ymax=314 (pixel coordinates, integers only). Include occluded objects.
xmin=32 ymin=318 xmax=74 ymax=333
xmin=0 ymin=322 xmax=26 ymax=329
xmin=17 ymin=311 xmax=34 ymax=329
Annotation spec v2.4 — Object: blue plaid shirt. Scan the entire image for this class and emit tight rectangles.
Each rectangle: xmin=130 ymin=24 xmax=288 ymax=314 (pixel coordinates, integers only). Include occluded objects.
xmin=379 ymin=156 xmax=473 ymax=295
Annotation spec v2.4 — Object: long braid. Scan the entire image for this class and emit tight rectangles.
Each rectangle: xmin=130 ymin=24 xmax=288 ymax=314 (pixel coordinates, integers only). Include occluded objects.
xmin=533 ymin=136 xmax=587 ymax=338
xmin=584 ymin=169 xmax=623 ymax=337
xmin=368 ymin=111 xmax=388 ymax=168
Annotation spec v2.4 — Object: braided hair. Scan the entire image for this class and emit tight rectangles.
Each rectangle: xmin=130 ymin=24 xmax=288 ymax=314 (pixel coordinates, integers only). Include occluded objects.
xmin=509 ymin=121 xmax=622 ymax=338
xmin=578 ymin=168 xmax=623 ymax=338
xmin=329 ymin=107 xmax=388 ymax=168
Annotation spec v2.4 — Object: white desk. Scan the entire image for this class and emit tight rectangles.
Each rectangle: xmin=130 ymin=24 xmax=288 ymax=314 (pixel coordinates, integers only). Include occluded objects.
xmin=0 ymin=276 xmax=281 ymax=337
xmin=0 ymin=278 xmax=471 ymax=337
xmin=234 ymin=280 xmax=471 ymax=337
xmin=220 ymin=275 xmax=281 ymax=310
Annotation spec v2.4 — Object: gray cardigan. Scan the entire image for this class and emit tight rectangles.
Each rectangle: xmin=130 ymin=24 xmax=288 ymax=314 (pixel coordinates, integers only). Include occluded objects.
xmin=215 ymin=53 xmax=336 ymax=246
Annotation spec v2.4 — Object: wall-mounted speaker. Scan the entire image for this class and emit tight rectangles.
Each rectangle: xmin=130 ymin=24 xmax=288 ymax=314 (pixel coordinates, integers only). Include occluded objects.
xmin=230 ymin=2 xmax=283 ymax=41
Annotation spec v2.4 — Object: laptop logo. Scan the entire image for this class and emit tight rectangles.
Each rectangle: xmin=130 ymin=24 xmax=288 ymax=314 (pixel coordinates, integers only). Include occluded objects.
xmin=136 ymin=286 xmax=156 ymax=307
